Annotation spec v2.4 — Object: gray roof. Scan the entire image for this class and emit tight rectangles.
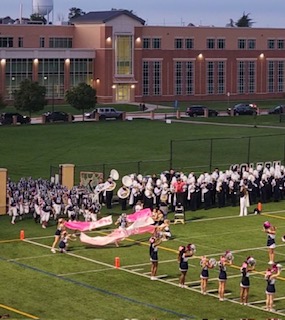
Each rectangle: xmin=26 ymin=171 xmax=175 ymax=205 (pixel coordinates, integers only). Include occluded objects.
xmin=70 ymin=10 xmax=145 ymax=25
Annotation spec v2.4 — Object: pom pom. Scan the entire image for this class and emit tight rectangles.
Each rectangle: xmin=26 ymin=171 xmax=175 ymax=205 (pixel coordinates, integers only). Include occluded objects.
xmin=179 ymin=246 xmax=185 ymax=252
xmin=263 ymin=221 xmax=271 ymax=229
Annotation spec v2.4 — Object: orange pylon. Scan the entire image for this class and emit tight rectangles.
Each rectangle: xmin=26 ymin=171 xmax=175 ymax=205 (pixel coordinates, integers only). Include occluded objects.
xmin=20 ymin=230 xmax=25 ymax=240
xmin=115 ymin=257 xmax=120 ymax=268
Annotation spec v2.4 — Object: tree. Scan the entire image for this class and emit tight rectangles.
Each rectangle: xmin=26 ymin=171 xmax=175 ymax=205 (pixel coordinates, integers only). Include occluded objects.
xmin=68 ymin=7 xmax=86 ymax=21
xmin=65 ymin=83 xmax=97 ymax=120
xmin=235 ymin=12 xmax=255 ymax=27
xmin=30 ymin=13 xmax=47 ymax=24
xmin=13 ymin=79 xmax=47 ymax=117
xmin=0 ymin=94 xmax=7 ymax=110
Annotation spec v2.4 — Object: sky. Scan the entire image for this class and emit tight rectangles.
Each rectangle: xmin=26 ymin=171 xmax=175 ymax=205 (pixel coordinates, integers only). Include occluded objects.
xmin=2 ymin=0 xmax=285 ymax=28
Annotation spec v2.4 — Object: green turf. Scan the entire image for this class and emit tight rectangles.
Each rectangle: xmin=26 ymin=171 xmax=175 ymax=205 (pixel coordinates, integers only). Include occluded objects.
xmin=1 ymin=113 xmax=285 ymax=319
xmin=1 ymin=204 xmax=285 ymax=319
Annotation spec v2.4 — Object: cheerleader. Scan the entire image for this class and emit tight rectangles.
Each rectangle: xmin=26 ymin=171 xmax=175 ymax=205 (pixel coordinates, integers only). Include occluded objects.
xmin=263 ymin=221 xmax=276 ymax=264
xmin=58 ymin=230 xmax=75 ymax=253
xmin=149 ymin=234 xmax=162 ymax=280
xmin=157 ymin=219 xmax=171 ymax=241
xmin=265 ymin=264 xmax=281 ymax=312
xmin=240 ymin=256 xmax=256 ymax=305
xmin=51 ymin=218 xmax=65 ymax=253
xmin=178 ymin=244 xmax=195 ymax=288
xmin=200 ymin=256 xmax=216 ymax=295
xmin=218 ymin=252 xmax=233 ymax=301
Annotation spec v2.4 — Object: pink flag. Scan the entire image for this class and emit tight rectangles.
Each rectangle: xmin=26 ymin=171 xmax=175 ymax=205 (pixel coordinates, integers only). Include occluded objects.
xmin=127 ymin=208 xmax=152 ymax=222
xmin=80 ymin=216 xmax=155 ymax=246
xmin=64 ymin=215 xmax=113 ymax=231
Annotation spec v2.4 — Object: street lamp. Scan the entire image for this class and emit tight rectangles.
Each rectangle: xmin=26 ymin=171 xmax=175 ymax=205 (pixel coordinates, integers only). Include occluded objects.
xmin=52 ymin=62 xmax=55 ymax=113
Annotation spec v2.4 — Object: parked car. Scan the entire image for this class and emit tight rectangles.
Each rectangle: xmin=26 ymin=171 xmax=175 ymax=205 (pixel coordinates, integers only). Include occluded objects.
xmin=227 ymin=103 xmax=257 ymax=116
xmin=185 ymin=105 xmax=219 ymax=117
xmin=84 ymin=107 xmax=124 ymax=120
xmin=268 ymin=105 xmax=285 ymax=114
xmin=43 ymin=111 xmax=74 ymax=122
xmin=0 ymin=112 xmax=31 ymax=125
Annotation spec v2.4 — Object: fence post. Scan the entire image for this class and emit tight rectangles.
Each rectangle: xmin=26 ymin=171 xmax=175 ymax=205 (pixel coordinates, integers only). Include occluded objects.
xmin=170 ymin=140 xmax=173 ymax=169
xmin=247 ymin=137 xmax=251 ymax=164
xmin=209 ymin=138 xmax=213 ymax=172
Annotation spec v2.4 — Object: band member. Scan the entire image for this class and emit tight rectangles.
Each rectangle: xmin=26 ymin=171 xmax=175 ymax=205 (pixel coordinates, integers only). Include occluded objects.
xmin=149 ymin=233 xmax=162 ymax=280
xmin=200 ymin=256 xmax=216 ymax=295
xmin=240 ymin=256 xmax=256 ymax=305
xmin=117 ymin=185 xmax=129 ymax=210
xmin=239 ymin=181 xmax=250 ymax=216
xmin=105 ymin=177 xmax=115 ymax=209
xmin=178 ymin=245 xmax=194 ymax=288
xmin=263 ymin=221 xmax=276 ymax=264
xmin=51 ymin=218 xmax=66 ymax=253
xmin=265 ymin=264 xmax=282 ymax=312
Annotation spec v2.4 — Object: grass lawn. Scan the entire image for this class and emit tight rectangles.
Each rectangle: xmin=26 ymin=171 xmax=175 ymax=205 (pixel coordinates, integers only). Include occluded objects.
xmin=1 ymin=114 xmax=285 ymax=319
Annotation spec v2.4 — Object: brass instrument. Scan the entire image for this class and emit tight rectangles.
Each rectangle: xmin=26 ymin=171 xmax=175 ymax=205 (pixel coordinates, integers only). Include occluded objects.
xmin=117 ymin=186 xmax=130 ymax=199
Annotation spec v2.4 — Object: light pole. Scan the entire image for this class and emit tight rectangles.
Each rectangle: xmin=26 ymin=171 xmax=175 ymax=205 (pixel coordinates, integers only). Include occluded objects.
xmin=52 ymin=62 xmax=55 ymax=113
xmin=227 ymin=92 xmax=230 ymax=110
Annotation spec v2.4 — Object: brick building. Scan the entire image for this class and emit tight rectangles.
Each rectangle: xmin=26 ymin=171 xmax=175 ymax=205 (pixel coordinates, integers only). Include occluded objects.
xmin=0 ymin=9 xmax=285 ymax=104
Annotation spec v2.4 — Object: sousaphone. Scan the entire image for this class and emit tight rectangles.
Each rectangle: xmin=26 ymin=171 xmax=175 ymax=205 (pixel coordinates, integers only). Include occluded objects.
xmin=122 ymin=175 xmax=132 ymax=187
xmin=110 ymin=169 xmax=119 ymax=181
xmin=117 ymin=186 xmax=130 ymax=199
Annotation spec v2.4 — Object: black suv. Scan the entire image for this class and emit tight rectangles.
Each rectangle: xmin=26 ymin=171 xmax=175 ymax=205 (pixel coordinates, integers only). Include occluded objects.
xmin=43 ymin=111 xmax=74 ymax=122
xmin=0 ymin=112 xmax=31 ymax=125
xmin=227 ymin=103 xmax=257 ymax=116
xmin=185 ymin=105 xmax=219 ymax=117
xmin=84 ymin=107 xmax=124 ymax=120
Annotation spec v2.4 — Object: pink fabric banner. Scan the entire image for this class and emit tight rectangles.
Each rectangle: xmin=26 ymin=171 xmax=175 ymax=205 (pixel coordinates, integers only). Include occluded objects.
xmin=80 ymin=216 xmax=155 ymax=246
xmin=126 ymin=208 xmax=152 ymax=222
xmin=64 ymin=215 xmax=113 ymax=232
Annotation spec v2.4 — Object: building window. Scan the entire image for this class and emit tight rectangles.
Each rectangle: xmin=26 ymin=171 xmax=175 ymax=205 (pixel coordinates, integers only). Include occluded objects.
xmin=238 ymin=39 xmax=246 ymax=49
xmin=143 ymin=38 xmax=150 ymax=49
xmin=152 ymin=38 xmax=161 ymax=49
xmin=186 ymin=61 xmax=194 ymax=95
xmin=40 ymin=37 xmax=45 ymax=48
xmin=207 ymin=38 xmax=215 ymax=49
xmin=277 ymin=61 xmax=284 ymax=92
xmin=143 ymin=61 xmax=149 ymax=96
xmin=18 ymin=37 xmax=23 ymax=48
xmin=248 ymin=61 xmax=255 ymax=93
xmin=267 ymin=39 xmax=275 ymax=49
xmin=153 ymin=61 xmax=161 ymax=95
xmin=5 ymin=59 xmax=33 ymax=99
xmin=238 ymin=61 xmax=245 ymax=93
xmin=277 ymin=39 xmax=284 ymax=49
xmin=38 ymin=59 xmax=65 ymax=98
xmin=70 ymin=58 xmax=93 ymax=88
xmin=185 ymin=38 xmax=194 ymax=49
xmin=268 ymin=61 xmax=274 ymax=93
xmin=115 ymin=35 xmax=133 ymax=75
xmin=207 ymin=61 xmax=214 ymax=94
xmin=247 ymin=39 xmax=256 ymax=50
xmin=217 ymin=61 xmax=225 ymax=94
xmin=0 ymin=37 xmax=13 ymax=48
xmin=49 ymin=37 xmax=72 ymax=48
xmin=174 ymin=62 xmax=182 ymax=95
xmin=175 ymin=38 xmax=183 ymax=49
xmin=217 ymin=39 xmax=225 ymax=50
